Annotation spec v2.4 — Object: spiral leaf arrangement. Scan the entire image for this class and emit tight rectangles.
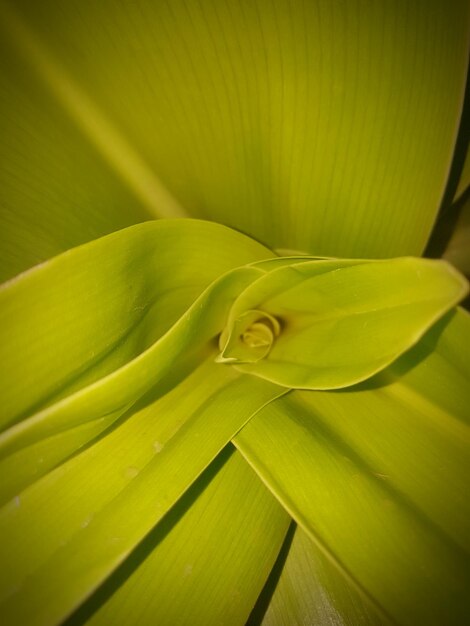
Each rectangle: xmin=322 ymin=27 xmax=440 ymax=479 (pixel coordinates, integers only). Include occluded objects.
xmin=0 ymin=220 xmax=468 ymax=626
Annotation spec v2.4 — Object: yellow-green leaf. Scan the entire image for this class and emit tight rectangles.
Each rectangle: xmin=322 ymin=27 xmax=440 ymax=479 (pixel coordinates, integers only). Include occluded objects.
xmin=235 ymin=309 xmax=470 ymax=625
xmin=219 ymin=258 xmax=467 ymax=389
xmin=1 ymin=0 xmax=469 ymax=278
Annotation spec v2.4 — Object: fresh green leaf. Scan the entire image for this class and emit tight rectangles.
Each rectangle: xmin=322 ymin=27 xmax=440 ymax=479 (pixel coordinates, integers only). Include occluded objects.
xmin=295 ymin=310 xmax=470 ymax=554
xmin=0 ymin=2 xmax=469 ymax=626
xmin=219 ymin=258 xmax=467 ymax=389
xmin=0 ymin=414 xmax=117 ymax=506
xmin=1 ymin=0 xmax=469 ymax=277
xmin=79 ymin=447 xmax=290 ymax=626
xmin=0 ymin=357 xmax=286 ymax=625
xmin=258 ymin=525 xmax=384 ymax=626
xmin=0 ymin=220 xmax=273 ymax=459
xmin=235 ymin=309 xmax=470 ymax=625
xmin=444 ymin=195 xmax=470 ymax=277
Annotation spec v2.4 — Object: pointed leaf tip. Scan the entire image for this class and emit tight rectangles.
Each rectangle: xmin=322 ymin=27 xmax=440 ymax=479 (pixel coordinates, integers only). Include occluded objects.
xmin=218 ymin=257 xmax=468 ymax=390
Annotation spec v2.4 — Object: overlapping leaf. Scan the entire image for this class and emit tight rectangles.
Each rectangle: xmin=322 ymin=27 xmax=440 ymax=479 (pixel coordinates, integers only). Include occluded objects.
xmin=1 ymin=1 xmax=469 ymax=625
xmin=0 ymin=218 xmax=468 ymax=626
xmin=1 ymin=221 xmax=465 ymax=497
xmin=257 ymin=525 xmax=384 ymax=626
xmin=0 ymin=218 xmax=275 ymax=498
xmin=218 ymin=257 xmax=467 ymax=388
xmin=78 ymin=448 xmax=290 ymax=626
xmin=235 ymin=309 xmax=470 ymax=625
xmin=0 ymin=358 xmax=287 ymax=626
xmin=0 ymin=219 xmax=273 ymax=475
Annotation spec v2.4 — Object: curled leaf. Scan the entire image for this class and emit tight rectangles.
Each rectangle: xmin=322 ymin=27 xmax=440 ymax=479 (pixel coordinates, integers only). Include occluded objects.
xmin=217 ymin=258 xmax=468 ymax=389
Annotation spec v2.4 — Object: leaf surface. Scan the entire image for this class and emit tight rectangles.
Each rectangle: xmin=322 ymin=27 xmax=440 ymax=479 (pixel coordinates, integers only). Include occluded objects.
xmin=258 ymin=525 xmax=384 ymax=626
xmin=78 ymin=448 xmax=290 ymax=626
xmin=0 ymin=357 xmax=285 ymax=626
xmin=1 ymin=0 xmax=469 ymax=277
xmin=235 ymin=309 xmax=470 ymax=625
xmin=0 ymin=220 xmax=272 ymax=458
xmin=219 ymin=258 xmax=467 ymax=389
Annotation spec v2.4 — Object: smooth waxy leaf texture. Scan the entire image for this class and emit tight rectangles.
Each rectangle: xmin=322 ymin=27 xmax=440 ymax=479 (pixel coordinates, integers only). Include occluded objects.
xmin=235 ymin=309 xmax=470 ymax=625
xmin=0 ymin=220 xmax=273 ymax=462
xmin=0 ymin=220 xmax=291 ymax=625
xmin=218 ymin=257 xmax=467 ymax=388
xmin=81 ymin=448 xmax=290 ymax=626
xmin=1 ymin=223 xmax=466 ymax=476
xmin=0 ymin=359 xmax=285 ymax=626
xmin=0 ymin=220 xmax=281 ymax=512
xmin=0 ymin=219 xmax=468 ymax=626
xmin=258 ymin=525 xmax=383 ymax=626
xmin=1 ymin=1 xmax=469 ymax=625
xmin=0 ymin=0 xmax=469 ymax=281
xmin=0 ymin=219 xmax=271 ymax=427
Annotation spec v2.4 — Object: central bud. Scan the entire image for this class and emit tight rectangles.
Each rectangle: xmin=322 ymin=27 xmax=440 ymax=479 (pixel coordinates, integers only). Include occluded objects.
xmin=216 ymin=309 xmax=281 ymax=364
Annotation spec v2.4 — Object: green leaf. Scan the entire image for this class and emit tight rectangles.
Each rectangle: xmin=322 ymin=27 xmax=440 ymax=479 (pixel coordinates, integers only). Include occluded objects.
xmin=0 ymin=7 xmax=157 ymax=281
xmin=0 ymin=218 xmax=467 ymax=624
xmin=454 ymin=147 xmax=470 ymax=203
xmin=1 ymin=3 xmax=469 ymax=626
xmin=444 ymin=194 xmax=470 ymax=277
xmin=295 ymin=312 xmax=470 ymax=554
xmin=80 ymin=448 xmax=290 ymax=626
xmin=219 ymin=257 xmax=467 ymax=389
xmin=0 ymin=414 xmax=118 ymax=506
xmin=0 ymin=219 xmax=272 ymax=458
xmin=235 ymin=309 xmax=470 ymax=625
xmin=1 ymin=0 xmax=469 ymax=278
xmin=0 ymin=356 xmax=286 ymax=625
xmin=0 ymin=218 xmax=285 ymax=535
xmin=259 ymin=525 xmax=384 ymax=626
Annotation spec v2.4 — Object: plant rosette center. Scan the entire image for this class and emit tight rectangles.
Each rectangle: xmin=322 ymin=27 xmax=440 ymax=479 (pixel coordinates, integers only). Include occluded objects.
xmin=213 ymin=257 xmax=468 ymax=390
xmin=217 ymin=309 xmax=281 ymax=364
